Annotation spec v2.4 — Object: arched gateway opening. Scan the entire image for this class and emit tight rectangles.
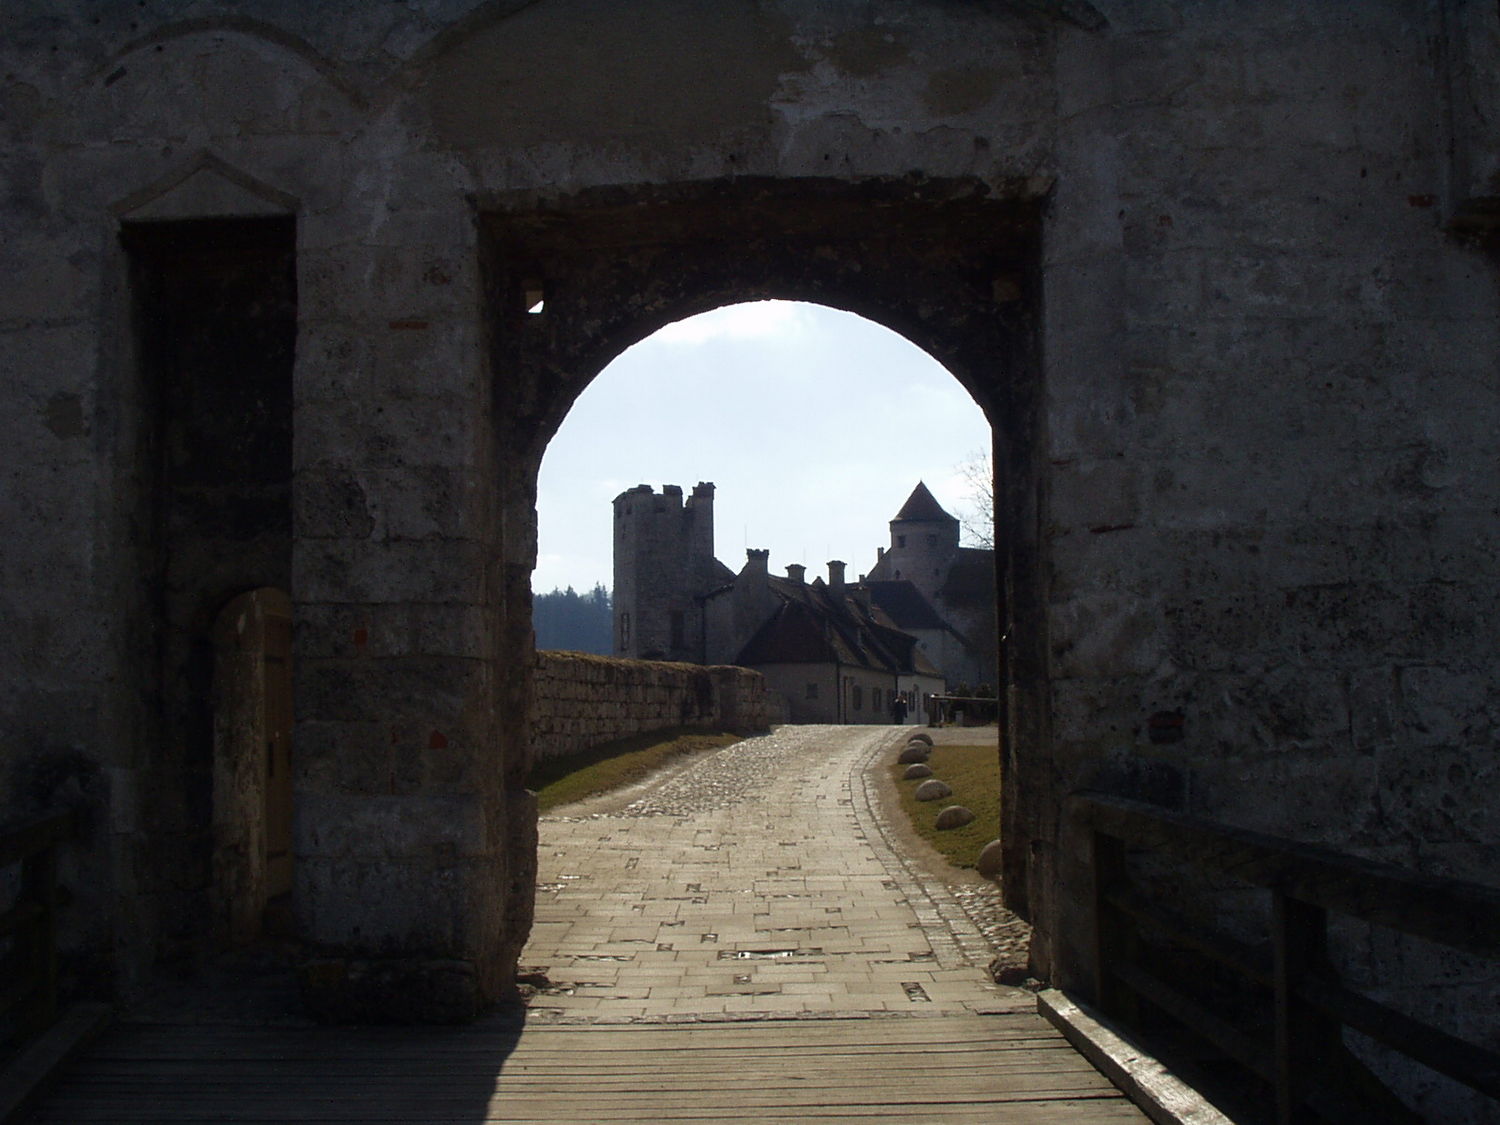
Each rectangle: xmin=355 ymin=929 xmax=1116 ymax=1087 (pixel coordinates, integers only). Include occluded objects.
xmin=481 ymin=176 xmax=1054 ymax=968
xmin=522 ymin=299 xmax=1009 ymax=1022
xmin=534 ymin=299 xmax=994 ymax=680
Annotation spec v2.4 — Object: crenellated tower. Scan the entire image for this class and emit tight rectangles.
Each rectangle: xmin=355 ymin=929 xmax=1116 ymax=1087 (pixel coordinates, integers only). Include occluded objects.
xmin=612 ymin=481 xmax=726 ymax=661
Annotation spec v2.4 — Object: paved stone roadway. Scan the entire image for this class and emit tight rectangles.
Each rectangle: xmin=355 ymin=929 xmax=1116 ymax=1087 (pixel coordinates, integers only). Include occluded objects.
xmin=521 ymin=724 xmax=1028 ymax=1022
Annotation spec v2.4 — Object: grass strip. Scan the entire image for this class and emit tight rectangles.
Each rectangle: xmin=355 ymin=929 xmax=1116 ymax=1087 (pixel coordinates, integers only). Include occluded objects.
xmin=888 ymin=742 xmax=1001 ymax=869
xmin=530 ymin=727 xmax=744 ymax=812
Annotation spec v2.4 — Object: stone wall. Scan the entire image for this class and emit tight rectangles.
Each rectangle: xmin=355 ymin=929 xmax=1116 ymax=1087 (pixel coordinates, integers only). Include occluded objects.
xmin=2 ymin=4 xmax=1499 ymax=1110
xmin=531 ymin=652 xmax=775 ymax=763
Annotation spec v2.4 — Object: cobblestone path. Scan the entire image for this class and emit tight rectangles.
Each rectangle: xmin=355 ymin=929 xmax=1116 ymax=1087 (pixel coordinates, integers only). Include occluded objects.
xmin=521 ymin=724 xmax=1030 ymax=1023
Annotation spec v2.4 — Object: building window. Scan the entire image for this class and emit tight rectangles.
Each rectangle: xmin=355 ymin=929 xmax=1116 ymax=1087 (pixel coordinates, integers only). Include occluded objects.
xmin=619 ymin=612 xmax=630 ymax=648
xmin=670 ymin=610 xmax=684 ymax=649
xmin=896 ymin=535 xmax=906 ymax=548
xmin=872 ymin=688 xmax=882 ymax=711
xmin=805 ymin=682 xmax=818 ymax=700
xmin=927 ymin=534 xmax=937 ymax=546
xmin=852 ymin=684 xmax=863 ymax=711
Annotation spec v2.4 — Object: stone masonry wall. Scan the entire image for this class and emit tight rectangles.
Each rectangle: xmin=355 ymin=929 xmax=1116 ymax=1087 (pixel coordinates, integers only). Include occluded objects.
xmin=3 ymin=3 xmax=1499 ymax=1108
xmin=532 ymin=653 xmax=774 ymax=764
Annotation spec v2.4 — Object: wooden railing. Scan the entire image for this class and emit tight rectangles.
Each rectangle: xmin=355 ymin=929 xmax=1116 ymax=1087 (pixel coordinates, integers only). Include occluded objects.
xmin=0 ymin=809 xmax=76 ymax=1048
xmin=1071 ymin=791 xmax=1500 ymax=1125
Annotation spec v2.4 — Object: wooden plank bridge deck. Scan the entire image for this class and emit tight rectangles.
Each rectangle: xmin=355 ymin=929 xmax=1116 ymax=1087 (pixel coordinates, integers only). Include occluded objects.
xmin=25 ymin=1012 xmax=1148 ymax=1123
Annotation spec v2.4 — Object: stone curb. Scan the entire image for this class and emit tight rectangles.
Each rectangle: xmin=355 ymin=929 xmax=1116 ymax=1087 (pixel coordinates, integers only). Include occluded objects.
xmin=849 ymin=731 xmax=995 ymax=971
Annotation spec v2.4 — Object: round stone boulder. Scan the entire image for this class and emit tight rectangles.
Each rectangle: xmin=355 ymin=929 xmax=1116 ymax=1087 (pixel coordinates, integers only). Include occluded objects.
xmin=902 ymin=763 xmax=934 ymax=780
xmin=935 ymin=805 xmax=975 ymax=830
xmin=913 ymin=778 xmax=952 ymax=802
xmin=976 ymin=838 xmax=1004 ymax=880
xmin=905 ymin=732 xmax=934 ymax=746
xmin=897 ymin=744 xmax=931 ymax=764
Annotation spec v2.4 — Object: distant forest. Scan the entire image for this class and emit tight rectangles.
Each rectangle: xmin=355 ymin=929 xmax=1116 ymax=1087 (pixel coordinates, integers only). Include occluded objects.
xmin=533 ymin=584 xmax=612 ymax=654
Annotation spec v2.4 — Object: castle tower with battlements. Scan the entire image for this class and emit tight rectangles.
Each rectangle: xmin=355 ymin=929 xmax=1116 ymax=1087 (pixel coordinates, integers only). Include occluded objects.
xmin=612 ymin=482 xmax=733 ymax=662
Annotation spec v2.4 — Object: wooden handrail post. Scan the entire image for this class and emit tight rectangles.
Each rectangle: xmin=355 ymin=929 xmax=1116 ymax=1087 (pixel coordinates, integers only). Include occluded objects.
xmin=1273 ymin=892 xmax=1335 ymax=1125
xmin=20 ymin=838 xmax=61 ymax=1037
xmin=1090 ymin=829 xmax=1138 ymax=1025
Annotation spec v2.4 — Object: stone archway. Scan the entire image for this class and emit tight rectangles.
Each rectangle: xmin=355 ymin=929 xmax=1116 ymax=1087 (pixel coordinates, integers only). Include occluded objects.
xmin=481 ymin=174 xmax=1054 ymax=948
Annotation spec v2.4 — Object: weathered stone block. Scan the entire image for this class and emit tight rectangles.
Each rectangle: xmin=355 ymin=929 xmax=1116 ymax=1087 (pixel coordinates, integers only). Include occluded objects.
xmin=298 ymin=657 xmax=487 ymax=724
xmin=296 ymin=793 xmax=487 ymax=861
xmin=300 ymin=956 xmax=481 ymax=1024
xmin=294 ymin=540 xmax=489 ymax=604
xmin=294 ymin=469 xmax=376 ymax=539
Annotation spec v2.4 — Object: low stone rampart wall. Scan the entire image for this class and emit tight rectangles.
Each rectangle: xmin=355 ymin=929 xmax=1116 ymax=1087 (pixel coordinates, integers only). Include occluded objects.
xmin=532 ymin=652 xmax=777 ymax=762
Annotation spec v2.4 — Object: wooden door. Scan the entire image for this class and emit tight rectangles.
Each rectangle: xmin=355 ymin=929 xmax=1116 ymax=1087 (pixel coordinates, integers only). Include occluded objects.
xmin=212 ymin=586 xmax=294 ymax=944
xmin=262 ymin=608 xmax=293 ymax=900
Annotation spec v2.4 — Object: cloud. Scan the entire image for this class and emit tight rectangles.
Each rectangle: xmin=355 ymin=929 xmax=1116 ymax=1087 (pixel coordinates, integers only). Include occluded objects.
xmin=650 ymin=300 xmax=810 ymax=346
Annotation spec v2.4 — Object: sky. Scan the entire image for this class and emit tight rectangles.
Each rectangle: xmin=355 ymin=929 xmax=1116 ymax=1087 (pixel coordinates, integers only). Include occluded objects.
xmin=533 ymin=300 xmax=993 ymax=595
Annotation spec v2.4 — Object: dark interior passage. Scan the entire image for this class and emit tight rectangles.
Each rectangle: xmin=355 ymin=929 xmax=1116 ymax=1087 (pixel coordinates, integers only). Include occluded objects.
xmin=121 ymin=217 xmax=296 ymax=962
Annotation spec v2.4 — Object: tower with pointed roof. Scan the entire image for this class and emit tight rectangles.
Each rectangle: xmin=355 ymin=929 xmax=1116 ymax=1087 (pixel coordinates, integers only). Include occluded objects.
xmin=865 ymin=482 xmax=997 ymax=689
xmin=871 ymin=481 xmax=962 ymax=610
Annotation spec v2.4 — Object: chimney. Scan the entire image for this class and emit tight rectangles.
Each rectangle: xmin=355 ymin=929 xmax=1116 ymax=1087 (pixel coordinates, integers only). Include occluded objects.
xmin=786 ymin=563 xmax=805 ymax=584
xmin=740 ymin=549 xmax=773 ymax=623
xmin=877 ymin=546 xmax=885 ymax=559
xmin=827 ymin=560 xmax=846 ymax=595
